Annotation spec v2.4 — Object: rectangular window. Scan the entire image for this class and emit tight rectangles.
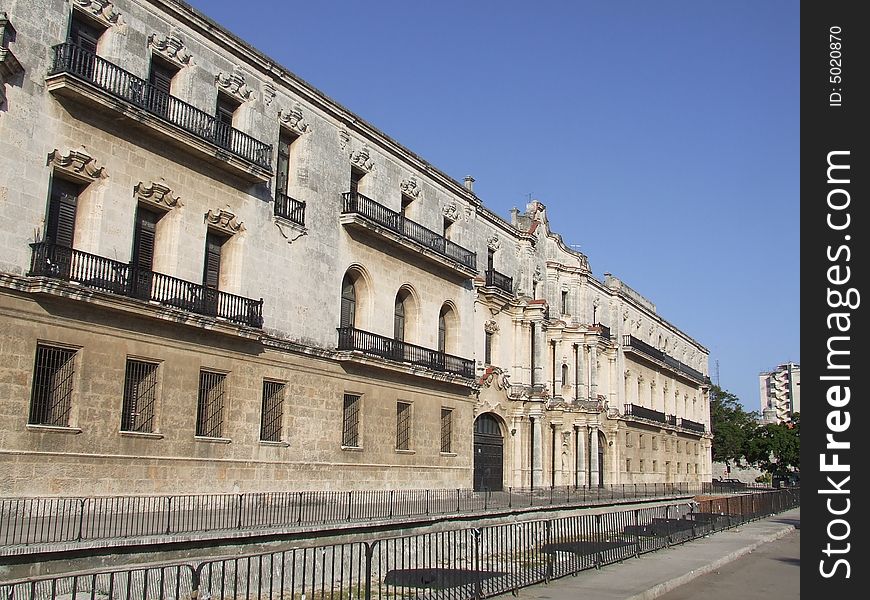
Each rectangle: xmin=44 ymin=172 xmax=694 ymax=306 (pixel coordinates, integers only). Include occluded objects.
xmin=70 ymin=12 xmax=103 ymax=54
xmin=46 ymin=178 xmax=80 ymax=248
xmin=639 ymin=434 xmax=646 ymax=449
xmin=260 ymin=380 xmax=285 ymax=442
xmin=275 ymin=132 xmax=297 ymax=197
xmin=202 ymin=232 xmax=224 ymax=290
xmin=29 ymin=344 xmax=77 ymax=426
xmin=625 ymin=431 xmax=632 ymax=447
xmin=121 ymin=359 xmax=158 ymax=432
xmin=561 ymin=290 xmax=568 ymax=314
xmin=147 ymin=55 xmax=178 ymax=116
xmin=215 ymin=93 xmax=239 ymax=149
xmin=342 ymin=393 xmax=361 ymax=447
xmin=443 ymin=218 xmax=453 ymax=240
xmin=639 ymin=459 xmax=645 ymax=473
xmin=652 ymin=460 xmax=658 ymax=473
xmin=196 ymin=371 xmax=226 ymax=438
xmin=349 ymin=169 xmax=364 ymax=196
xmin=677 ymin=440 xmax=682 ymax=453
xmin=440 ymin=408 xmax=452 ymax=453
xmin=652 ymin=436 xmax=658 ymax=451
xmin=484 ymin=331 xmax=493 ymax=365
xmin=625 ymin=458 xmax=631 ymax=472
xmin=396 ymin=401 xmax=411 ymax=450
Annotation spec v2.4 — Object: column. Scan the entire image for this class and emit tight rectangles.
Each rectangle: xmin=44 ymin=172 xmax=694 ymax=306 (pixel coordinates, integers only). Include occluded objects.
xmin=575 ymin=343 xmax=586 ymax=400
xmin=531 ymin=412 xmax=543 ymax=487
xmin=589 ymin=425 xmax=600 ymax=487
xmin=512 ymin=415 xmax=524 ymax=487
xmin=608 ymin=356 xmax=617 ymax=408
xmin=532 ymin=322 xmax=545 ymax=388
xmin=575 ymin=424 xmax=587 ymax=487
xmin=589 ymin=345 xmax=598 ymax=399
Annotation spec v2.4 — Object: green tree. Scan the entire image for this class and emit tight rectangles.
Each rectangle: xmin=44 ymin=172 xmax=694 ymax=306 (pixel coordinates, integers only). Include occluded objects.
xmin=709 ymin=385 xmax=758 ymax=468
xmin=745 ymin=413 xmax=800 ymax=476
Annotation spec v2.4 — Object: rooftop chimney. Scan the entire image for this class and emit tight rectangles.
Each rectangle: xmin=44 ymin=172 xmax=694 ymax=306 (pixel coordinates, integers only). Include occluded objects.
xmin=463 ymin=176 xmax=475 ymax=192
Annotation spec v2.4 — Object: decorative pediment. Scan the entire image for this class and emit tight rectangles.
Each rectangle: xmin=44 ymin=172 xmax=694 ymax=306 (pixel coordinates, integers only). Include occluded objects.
xmin=147 ymin=31 xmax=192 ymax=67
xmin=215 ymin=69 xmax=255 ymax=102
xmin=278 ymin=102 xmax=311 ymax=134
xmin=73 ymin=0 xmax=123 ymax=28
xmin=401 ymin=177 xmax=420 ymax=199
xmin=487 ymin=235 xmax=500 ymax=251
xmin=134 ymin=180 xmax=181 ymax=210
xmin=47 ymin=148 xmax=106 ymax=180
xmin=204 ymin=208 xmax=244 ymax=234
xmin=349 ymin=145 xmax=374 ymax=172
xmin=484 ymin=320 xmax=499 ymax=334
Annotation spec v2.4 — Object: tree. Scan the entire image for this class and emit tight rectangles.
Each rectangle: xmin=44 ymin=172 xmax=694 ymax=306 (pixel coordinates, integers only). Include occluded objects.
xmin=745 ymin=413 xmax=800 ymax=476
xmin=709 ymin=385 xmax=758 ymax=468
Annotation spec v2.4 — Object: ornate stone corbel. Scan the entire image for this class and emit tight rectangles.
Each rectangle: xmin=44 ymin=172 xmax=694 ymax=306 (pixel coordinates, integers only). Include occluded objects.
xmin=262 ymin=82 xmax=276 ymax=106
xmin=349 ymin=145 xmax=374 ymax=172
xmin=274 ymin=220 xmax=307 ymax=244
xmin=278 ymin=102 xmax=311 ymax=134
xmin=204 ymin=208 xmax=244 ymax=234
xmin=338 ymin=128 xmax=350 ymax=152
xmin=47 ymin=148 xmax=106 ymax=180
xmin=441 ymin=202 xmax=460 ymax=222
xmin=73 ymin=0 xmax=122 ymax=27
xmin=147 ymin=31 xmax=191 ymax=67
xmin=400 ymin=176 xmax=420 ymax=199
xmin=484 ymin=320 xmax=499 ymax=334
xmin=487 ymin=235 xmax=500 ymax=251
xmin=134 ymin=180 xmax=181 ymax=210
xmin=215 ymin=69 xmax=255 ymax=102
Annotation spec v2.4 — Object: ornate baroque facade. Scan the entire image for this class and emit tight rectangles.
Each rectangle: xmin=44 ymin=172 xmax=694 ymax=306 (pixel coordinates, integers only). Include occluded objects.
xmin=0 ymin=0 xmax=711 ymax=497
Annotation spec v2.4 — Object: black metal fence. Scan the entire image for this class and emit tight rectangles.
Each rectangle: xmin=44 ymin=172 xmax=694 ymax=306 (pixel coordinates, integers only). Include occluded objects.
xmin=0 ymin=483 xmax=746 ymax=547
xmin=29 ymin=242 xmax=264 ymax=328
xmin=274 ymin=191 xmax=306 ymax=226
xmin=49 ymin=42 xmax=272 ymax=169
xmin=623 ymin=403 xmax=668 ymax=424
xmin=341 ymin=192 xmax=477 ymax=270
xmin=337 ymin=326 xmax=476 ymax=378
xmin=622 ymin=335 xmax=706 ymax=384
xmin=484 ymin=269 xmax=513 ymax=294
xmin=0 ymin=488 xmax=799 ymax=599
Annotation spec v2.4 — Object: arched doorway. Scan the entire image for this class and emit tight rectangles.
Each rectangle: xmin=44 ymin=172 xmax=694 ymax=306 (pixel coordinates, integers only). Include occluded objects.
xmin=597 ymin=430 xmax=606 ymax=487
xmin=473 ymin=413 xmax=504 ymax=491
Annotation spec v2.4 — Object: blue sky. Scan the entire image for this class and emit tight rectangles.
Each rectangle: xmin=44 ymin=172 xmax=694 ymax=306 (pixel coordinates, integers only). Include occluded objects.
xmin=187 ymin=0 xmax=800 ymax=412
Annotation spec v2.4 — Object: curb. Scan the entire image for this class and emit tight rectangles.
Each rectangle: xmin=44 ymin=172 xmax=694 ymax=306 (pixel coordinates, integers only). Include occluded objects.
xmin=624 ymin=523 xmax=797 ymax=600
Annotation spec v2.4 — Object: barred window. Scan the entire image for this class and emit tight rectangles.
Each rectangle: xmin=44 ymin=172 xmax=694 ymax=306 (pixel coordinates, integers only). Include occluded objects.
xmin=29 ymin=344 xmax=77 ymax=426
xmin=342 ymin=393 xmax=361 ymax=447
xmin=260 ymin=380 xmax=285 ymax=442
xmin=639 ymin=434 xmax=646 ymax=449
xmin=440 ymin=408 xmax=453 ymax=453
xmin=396 ymin=402 xmax=411 ymax=450
xmin=121 ymin=359 xmax=158 ymax=432
xmin=625 ymin=458 xmax=631 ymax=472
xmin=196 ymin=371 xmax=226 ymax=438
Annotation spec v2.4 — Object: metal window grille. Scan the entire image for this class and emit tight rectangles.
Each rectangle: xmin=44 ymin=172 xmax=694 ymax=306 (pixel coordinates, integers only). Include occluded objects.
xmin=342 ymin=394 xmax=360 ymax=447
xmin=440 ymin=408 xmax=452 ymax=453
xmin=260 ymin=380 xmax=284 ymax=442
xmin=29 ymin=345 xmax=76 ymax=426
xmin=396 ymin=402 xmax=411 ymax=450
xmin=196 ymin=371 xmax=226 ymax=438
xmin=121 ymin=359 xmax=158 ymax=432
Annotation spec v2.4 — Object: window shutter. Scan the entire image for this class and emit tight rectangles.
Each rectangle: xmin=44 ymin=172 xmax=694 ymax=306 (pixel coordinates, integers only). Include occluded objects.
xmin=47 ymin=179 xmax=79 ymax=247
xmin=438 ymin=314 xmax=446 ymax=353
xmin=340 ymin=276 xmax=355 ymax=328
xmin=203 ymin=233 xmax=223 ymax=289
xmin=394 ymin=298 xmax=405 ymax=342
xmin=133 ymin=208 xmax=158 ymax=270
xmin=276 ymin=137 xmax=292 ymax=196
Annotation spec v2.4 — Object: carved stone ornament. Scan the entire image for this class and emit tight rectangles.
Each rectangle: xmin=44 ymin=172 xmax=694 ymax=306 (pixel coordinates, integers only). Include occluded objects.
xmin=593 ymin=297 xmax=600 ymax=309
xmin=478 ymin=365 xmax=510 ymax=391
xmin=349 ymin=145 xmax=374 ymax=172
xmin=532 ymin=265 xmax=543 ymax=283
xmin=134 ymin=180 xmax=181 ymax=209
xmin=623 ymin=310 xmax=629 ymax=322
xmin=215 ymin=69 xmax=255 ymax=102
xmin=484 ymin=320 xmax=499 ymax=334
xmin=274 ymin=219 xmax=307 ymax=244
xmin=441 ymin=202 xmax=460 ymax=222
xmin=147 ymin=31 xmax=191 ymax=67
xmin=278 ymin=103 xmax=310 ymax=134
xmin=262 ymin=82 xmax=276 ymax=106
xmin=338 ymin=128 xmax=350 ymax=152
xmin=400 ymin=177 xmax=421 ymax=199
xmin=73 ymin=0 xmax=122 ymax=27
xmin=204 ymin=208 xmax=244 ymax=234
xmin=487 ymin=235 xmax=500 ymax=251
xmin=624 ymin=369 xmax=631 ymax=379
xmin=47 ymin=148 xmax=106 ymax=180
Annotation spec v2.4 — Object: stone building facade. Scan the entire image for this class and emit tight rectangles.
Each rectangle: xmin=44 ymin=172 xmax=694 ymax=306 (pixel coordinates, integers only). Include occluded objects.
xmin=0 ymin=0 xmax=711 ymax=497
xmin=759 ymin=362 xmax=800 ymax=424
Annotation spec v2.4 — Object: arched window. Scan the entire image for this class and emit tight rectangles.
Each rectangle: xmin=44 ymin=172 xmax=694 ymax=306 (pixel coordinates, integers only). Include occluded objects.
xmin=394 ymin=290 xmax=408 ymax=341
xmin=438 ymin=307 xmax=447 ymax=353
xmin=340 ymin=274 xmax=356 ymax=328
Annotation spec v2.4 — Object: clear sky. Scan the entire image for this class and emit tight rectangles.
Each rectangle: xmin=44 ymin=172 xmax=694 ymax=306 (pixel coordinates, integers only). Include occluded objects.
xmin=186 ymin=0 xmax=800 ymax=412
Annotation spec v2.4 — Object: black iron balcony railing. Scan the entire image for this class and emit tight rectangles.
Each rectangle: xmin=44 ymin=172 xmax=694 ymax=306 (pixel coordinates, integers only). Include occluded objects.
xmin=341 ymin=192 xmax=477 ymax=271
xmin=622 ymin=335 xmax=706 ymax=384
xmin=30 ymin=242 xmax=263 ymax=328
xmin=484 ymin=269 xmax=513 ymax=294
xmin=666 ymin=414 xmax=678 ymax=426
xmin=680 ymin=418 xmax=707 ymax=434
xmin=49 ymin=42 xmax=272 ymax=170
xmin=593 ymin=323 xmax=611 ymax=339
xmin=623 ymin=403 xmax=668 ymax=424
xmin=274 ymin=191 xmax=305 ymax=226
xmin=337 ymin=326 xmax=475 ymax=379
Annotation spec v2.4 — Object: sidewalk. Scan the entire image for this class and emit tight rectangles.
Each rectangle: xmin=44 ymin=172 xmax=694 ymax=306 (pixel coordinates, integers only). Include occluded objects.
xmin=502 ymin=508 xmax=800 ymax=600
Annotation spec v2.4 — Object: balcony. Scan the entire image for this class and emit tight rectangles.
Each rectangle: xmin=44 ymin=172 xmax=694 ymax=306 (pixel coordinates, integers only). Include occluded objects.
xmin=484 ymin=269 xmax=513 ymax=295
xmin=680 ymin=418 xmax=707 ymax=434
xmin=592 ymin=323 xmax=611 ymax=339
xmin=46 ymin=43 xmax=272 ymax=182
xmin=337 ymin=326 xmax=475 ymax=379
xmin=340 ymin=192 xmax=477 ymax=277
xmin=274 ymin=192 xmax=305 ymax=226
xmin=622 ymin=335 xmax=706 ymax=385
xmin=623 ymin=403 xmax=668 ymax=425
xmin=29 ymin=242 xmax=263 ymax=328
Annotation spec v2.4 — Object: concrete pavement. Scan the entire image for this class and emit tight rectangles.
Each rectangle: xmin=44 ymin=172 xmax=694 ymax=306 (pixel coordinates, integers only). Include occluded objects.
xmin=500 ymin=508 xmax=800 ymax=600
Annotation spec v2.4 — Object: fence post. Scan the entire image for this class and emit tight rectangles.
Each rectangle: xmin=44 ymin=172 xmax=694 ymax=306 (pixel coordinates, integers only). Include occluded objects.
xmin=665 ymin=505 xmax=671 ymax=547
xmin=456 ymin=489 xmax=461 ymax=513
xmin=297 ymin=491 xmax=303 ymax=524
xmin=473 ymin=528 xmax=484 ymax=599
xmin=165 ymin=496 xmax=172 ymax=535
xmin=508 ymin=487 xmax=512 ymax=510
xmin=634 ymin=509 xmax=640 ymax=557
xmin=347 ymin=491 xmax=353 ymax=520
xmin=425 ymin=489 xmax=430 ymax=516
xmin=390 ymin=490 xmax=395 ymax=518
xmin=237 ymin=494 xmax=244 ymax=530
xmin=544 ymin=520 xmax=553 ymax=582
xmin=364 ymin=540 xmax=378 ymax=600
xmin=595 ymin=514 xmax=603 ymax=569
xmin=77 ymin=498 xmax=86 ymax=541
xmin=190 ymin=564 xmax=201 ymax=600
